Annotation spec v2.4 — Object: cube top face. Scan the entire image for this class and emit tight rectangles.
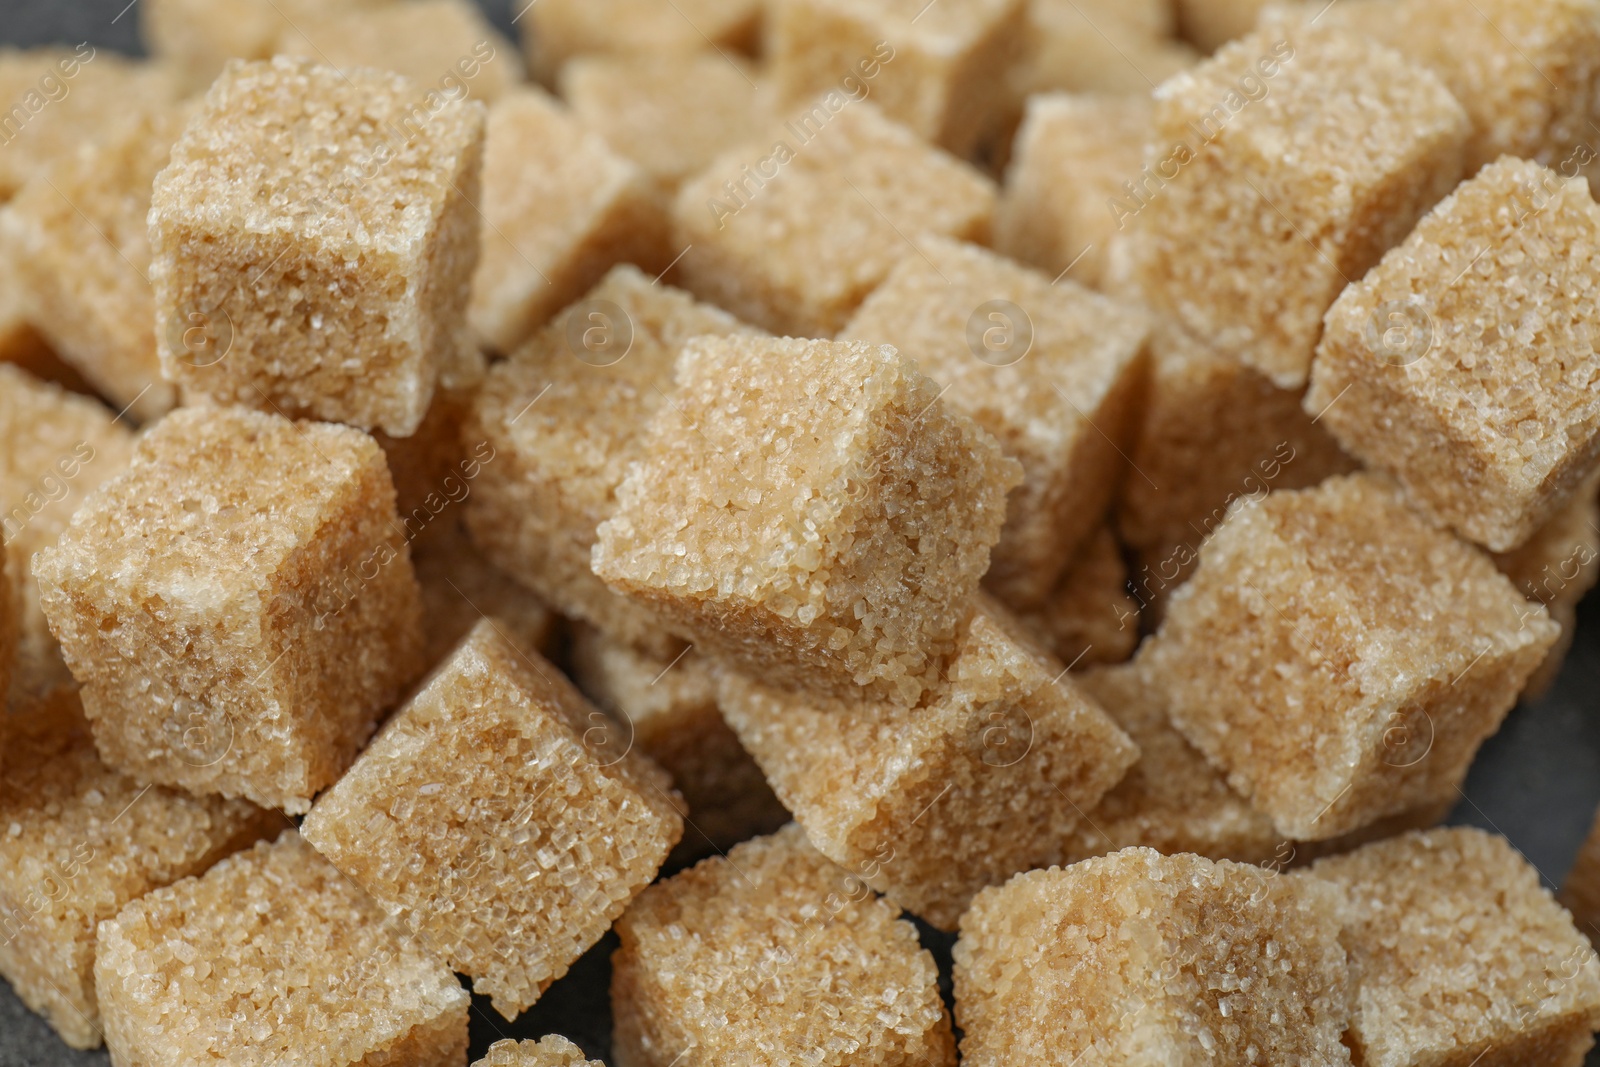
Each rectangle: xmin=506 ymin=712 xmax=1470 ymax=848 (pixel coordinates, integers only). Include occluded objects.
xmin=673 ymin=101 xmax=997 ymax=336
xmin=594 ymin=335 xmax=1020 ymax=706
xmin=954 ymin=850 xmax=1351 ymax=1067
xmin=1310 ymin=157 xmax=1600 ymax=552
xmin=301 ymin=621 xmax=682 ymax=1019
xmin=477 ymin=1036 xmax=600 ymax=1066
xmin=95 ymin=831 xmax=469 ymax=1067
xmin=1147 ymin=473 xmax=1557 ymax=840
xmin=1310 ymin=827 xmax=1600 ymax=1066
xmin=613 ymin=824 xmax=955 ymax=1067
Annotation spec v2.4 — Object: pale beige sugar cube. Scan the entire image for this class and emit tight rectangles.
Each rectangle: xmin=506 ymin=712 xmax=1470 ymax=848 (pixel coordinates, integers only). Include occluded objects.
xmin=1310 ymin=827 xmax=1600 ymax=1067
xmin=35 ymin=406 xmax=425 ymax=814
xmin=476 ymin=1036 xmax=602 ymax=1066
xmin=0 ymin=48 xmax=183 ymax=200
xmin=953 ymin=849 xmax=1352 ymax=1066
xmin=717 ymin=600 xmax=1139 ymax=929
xmin=769 ymin=0 xmax=1026 ymax=158
xmin=1013 ymin=527 xmax=1141 ymax=669
xmin=0 ymin=691 xmax=275 ymax=1049
xmin=96 ymin=830 xmax=469 ymax=1067
xmin=840 ymin=237 xmax=1150 ymax=608
xmin=998 ymin=93 xmax=1155 ymax=288
xmin=560 ymin=53 xmax=771 ymax=194
xmin=466 ymin=265 xmax=757 ymax=657
xmin=1562 ymin=806 xmax=1600 ymax=949
xmin=1016 ymin=0 xmax=1199 ymax=100
xmin=470 ymin=88 xmax=669 ymax=355
xmin=673 ymin=101 xmax=997 ymax=336
xmin=3 ymin=105 xmax=191 ymax=425
xmin=140 ymin=0 xmax=396 ymax=92
xmin=594 ymin=336 xmax=1021 ymax=708
xmin=1118 ymin=319 xmax=1355 ymax=619
xmin=149 ymin=57 xmax=486 ymax=437
xmin=522 ymin=0 xmax=762 ymax=82
xmin=274 ymin=0 xmax=523 ymax=103
xmin=1112 ymin=25 xmax=1469 ymax=388
xmin=612 ymin=824 xmax=956 ymax=1067
xmin=1142 ymin=473 xmax=1559 ymax=841
xmin=1179 ymin=0 xmax=1273 ymax=49
xmin=0 ymin=238 xmax=79 ymax=393
xmin=414 ymin=521 xmax=557 ymax=669
xmin=0 ymin=365 xmax=136 ymax=708
xmin=1307 ymin=158 xmax=1600 ymax=553
xmin=570 ymin=626 xmax=787 ymax=860
xmin=302 ymin=621 xmax=683 ymax=1019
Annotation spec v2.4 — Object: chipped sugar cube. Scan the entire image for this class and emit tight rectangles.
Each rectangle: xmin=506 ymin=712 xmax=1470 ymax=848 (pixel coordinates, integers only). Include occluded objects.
xmin=840 ymin=236 xmax=1149 ymax=608
xmin=560 ymin=53 xmax=771 ymax=195
xmin=716 ymin=598 xmax=1139 ymax=930
xmin=3 ymin=104 xmax=190 ymax=423
xmin=140 ymin=0 xmax=396 ymax=92
xmin=1111 ymin=25 xmax=1469 ymax=388
xmin=466 ymin=265 xmax=757 ymax=657
xmin=611 ymin=824 xmax=956 ymax=1067
xmin=95 ymin=830 xmax=470 ymax=1067
xmin=1012 ymin=526 xmax=1142 ymax=669
xmin=0 ymin=691 xmax=275 ymax=1049
xmin=301 ymin=620 xmax=683 ymax=1019
xmin=768 ymin=0 xmax=1027 ymax=158
xmin=1307 ymin=157 xmax=1600 ymax=552
xmin=34 ymin=406 xmax=424 ymax=814
xmin=149 ymin=56 xmax=486 ymax=438
xmin=570 ymin=625 xmax=788 ymax=861
xmin=593 ymin=335 xmax=1021 ymax=708
xmin=0 ymin=364 xmax=136 ymax=707
xmin=953 ymin=848 xmax=1352 ymax=1066
xmin=413 ymin=521 xmax=557 ymax=669
xmin=475 ymin=1036 xmax=602 ymax=1066
xmin=673 ymin=101 xmax=997 ymax=337
xmin=1310 ymin=827 xmax=1600 ymax=1067
xmin=469 ymin=88 xmax=668 ymax=355
xmin=1142 ymin=473 xmax=1558 ymax=841
xmin=1017 ymin=0 xmax=1199 ymax=100
xmin=521 ymin=0 xmax=762 ymax=82
xmin=1118 ymin=319 xmax=1355 ymax=619
xmin=273 ymin=0 xmax=524 ymax=103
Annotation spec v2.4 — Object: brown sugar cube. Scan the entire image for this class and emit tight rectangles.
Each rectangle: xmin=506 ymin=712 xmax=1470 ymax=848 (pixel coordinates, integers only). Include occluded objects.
xmin=470 ymin=88 xmax=668 ymax=355
xmin=1111 ymin=25 xmax=1469 ymax=388
xmin=149 ymin=57 xmax=486 ymax=438
xmin=521 ymin=0 xmax=762 ymax=83
xmin=560 ymin=53 xmax=771 ymax=195
xmin=0 ymin=48 xmax=183 ymax=200
xmin=1142 ymin=473 xmax=1559 ymax=841
xmin=0 ymin=691 xmax=275 ymax=1049
xmin=1178 ymin=0 xmax=1273 ymax=50
xmin=3 ymin=105 xmax=191 ymax=424
xmin=34 ymin=406 xmax=424 ymax=814
xmin=0 ymin=365 xmax=137 ymax=707
xmin=769 ymin=0 xmax=1026 ymax=159
xmin=374 ymin=384 xmax=481 ymax=539
xmin=612 ymin=824 xmax=956 ymax=1067
xmin=1017 ymin=0 xmax=1199 ymax=100
xmin=840 ymin=237 xmax=1150 ymax=608
xmin=1562 ymin=806 xmax=1600 ymax=949
xmin=476 ymin=1036 xmax=601 ymax=1067
xmin=466 ymin=265 xmax=757 ymax=657
xmin=716 ymin=599 xmax=1139 ymax=930
xmin=1307 ymin=158 xmax=1600 ymax=552
xmin=673 ymin=101 xmax=997 ymax=337
xmin=0 ymin=236 xmax=79 ymax=392
xmin=413 ymin=523 xmax=557 ymax=669
xmin=997 ymin=93 xmax=1154 ymax=288
xmin=301 ymin=620 xmax=683 ymax=1019
xmin=0 ymin=550 xmax=13 ymax=703
xmin=570 ymin=625 xmax=788 ymax=860
xmin=953 ymin=849 xmax=1352 ymax=1065
xmin=140 ymin=0 xmax=395 ymax=92
xmin=274 ymin=0 xmax=524 ymax=103
xmin=96 ymin=829 xmax=470 ymax=1067
xmin=1012 ymin=527 xmax=1142 ymax=669
xmin=1119 ymin=319 xmax=1356 ymax=618
xmin=594 ymin=335 xmax=1021 ymax=708
xmin=1309 ymin=827 xmax=1600 ymax=1067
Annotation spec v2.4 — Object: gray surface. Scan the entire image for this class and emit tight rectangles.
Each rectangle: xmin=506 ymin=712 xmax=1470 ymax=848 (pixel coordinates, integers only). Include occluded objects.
xmin=3 ymin=2 xmax=1600 ymax=1064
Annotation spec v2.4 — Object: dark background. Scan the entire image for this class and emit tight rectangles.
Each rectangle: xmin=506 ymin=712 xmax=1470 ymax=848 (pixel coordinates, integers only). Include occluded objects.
xmin=2 ymin=1 xmax=1599 ymax=1063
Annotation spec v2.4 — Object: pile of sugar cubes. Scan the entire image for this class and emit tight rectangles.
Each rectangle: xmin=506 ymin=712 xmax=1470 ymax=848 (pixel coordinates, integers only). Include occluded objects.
xmin=6 ymin=0 xmax=1600 ymax=1063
